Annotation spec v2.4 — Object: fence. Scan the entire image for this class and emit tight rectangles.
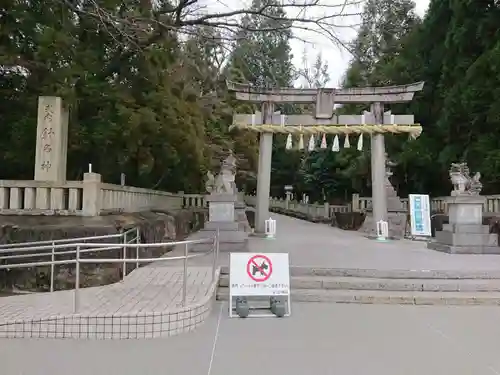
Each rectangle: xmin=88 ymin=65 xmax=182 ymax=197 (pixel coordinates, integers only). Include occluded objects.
xmin=180 ymin=194 xmax=207 ymax=209
xmin=0 ymin=228 xmax=138 ymax=293
xmin=246 ymin=193 xmax=500 ymax=219
xmin=352 ymin=194 xmax=500 ymax=214
xmin=245 ymin=195 xmax=349 ymax=220
xmin=0 ymin=229 xmax=219 ymax=312
xmin=0 ymin=175 xmax=208 ymax=216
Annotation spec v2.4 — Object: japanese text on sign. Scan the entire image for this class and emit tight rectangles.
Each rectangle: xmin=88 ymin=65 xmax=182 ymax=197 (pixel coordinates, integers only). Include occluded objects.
xmin=409 ymin=194 xmax=431 ymax=236
xmin=229 ymin=253 xmax=290 ymax=297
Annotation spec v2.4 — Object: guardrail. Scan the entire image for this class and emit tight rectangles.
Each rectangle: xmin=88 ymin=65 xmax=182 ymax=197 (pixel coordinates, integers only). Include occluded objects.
xmin=0 ymin=228 xmax=139 ymax=293
xmin=0 ymin=231 xmax=219 ymax=313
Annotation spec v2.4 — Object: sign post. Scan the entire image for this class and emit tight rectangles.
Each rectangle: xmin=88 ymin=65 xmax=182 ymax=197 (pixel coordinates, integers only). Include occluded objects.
xmin=229 ymin=252 xmax=291 ymax=318
xmin=409 ymin=194 xmax=432 ymax=239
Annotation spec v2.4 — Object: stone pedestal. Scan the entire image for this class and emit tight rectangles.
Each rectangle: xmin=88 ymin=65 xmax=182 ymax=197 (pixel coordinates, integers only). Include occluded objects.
xmin=361 ymin=212 xmax=407 ymax=239
xmin=427 ymin=196 xmax=498 ymax=254
xmin=235 ymin=191 xmax=251 ymax=233
xmin=359 ymin=177 xmax=407 ymax=239
xmin=190 ymin=193 xmax=248 ymax=253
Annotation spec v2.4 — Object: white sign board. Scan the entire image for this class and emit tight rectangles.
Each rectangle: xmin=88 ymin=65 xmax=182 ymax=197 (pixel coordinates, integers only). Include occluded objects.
xmin=409 ymin=194 xmax=432 ymax=236
xmin=230 ymin=253 xmax=290 ymax=297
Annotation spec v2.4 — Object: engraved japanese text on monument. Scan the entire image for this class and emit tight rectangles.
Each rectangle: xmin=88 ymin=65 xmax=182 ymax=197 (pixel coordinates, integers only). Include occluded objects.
xmin=40 ymin=104 xmax=55 ymax=171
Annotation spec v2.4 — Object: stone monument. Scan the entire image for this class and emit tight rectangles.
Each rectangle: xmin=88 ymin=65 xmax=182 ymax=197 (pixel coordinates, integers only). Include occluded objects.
xmin=33 ymin=97 xmax=69 ymax=209
xmin=427 ymin=162 xmax=498 ymax=254
xmin=191 ymin=153 xmax=249 ymax=252
xmin=34 ymin=96 xmax=69 ymax=182
xmin=360 ymin=153 xmax=407 ymax=239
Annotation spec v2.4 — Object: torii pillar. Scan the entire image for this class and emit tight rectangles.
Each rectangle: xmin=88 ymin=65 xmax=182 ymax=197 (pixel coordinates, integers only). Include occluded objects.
xmin=255 ymin=102 xmax=275 ymax=233
xmin=371 ymin=102 xmax=388 ymax=223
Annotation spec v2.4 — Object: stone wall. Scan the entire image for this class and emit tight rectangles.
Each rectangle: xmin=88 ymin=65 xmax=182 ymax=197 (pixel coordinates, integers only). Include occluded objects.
xmin=0 ymin=209 xmax=207 ymax=292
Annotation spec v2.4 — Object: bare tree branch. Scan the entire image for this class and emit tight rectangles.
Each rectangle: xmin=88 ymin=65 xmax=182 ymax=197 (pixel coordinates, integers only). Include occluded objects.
xmin=60 ymin=0 xmax=363 ymax=46
xmin=56 ymin=0 xmax=363 ymax=81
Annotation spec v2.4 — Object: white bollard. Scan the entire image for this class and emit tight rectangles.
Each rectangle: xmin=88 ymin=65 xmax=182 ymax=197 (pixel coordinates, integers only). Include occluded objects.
xmin=265 ymin=217 xmax=276 ymax=239
xmin=376 ymin=220 xmax=389 ymax=241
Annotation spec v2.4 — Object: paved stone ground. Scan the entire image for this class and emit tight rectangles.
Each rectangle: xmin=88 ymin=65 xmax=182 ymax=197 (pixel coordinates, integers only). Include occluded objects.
xmin=181 ymin=213 xmax=500 ymax=271
xmin=4 ymin=214 xmax=500 ymax=373
xmin=260 ymin=214 xmax=500 ymax=270
xmin=0 ymin=264 xmax=214 ymax=323
xmin=4 ymin=302 xmax=500 ymax=375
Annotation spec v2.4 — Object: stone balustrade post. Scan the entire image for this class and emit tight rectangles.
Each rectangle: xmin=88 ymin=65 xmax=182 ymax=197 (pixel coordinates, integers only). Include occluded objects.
xmin=324 ymin=202 xmax=330 ymax=218
xmin=82 ymin=172 xmax=102 ymax=216
xmin=352 ymin=193 xmax=360 ymax=212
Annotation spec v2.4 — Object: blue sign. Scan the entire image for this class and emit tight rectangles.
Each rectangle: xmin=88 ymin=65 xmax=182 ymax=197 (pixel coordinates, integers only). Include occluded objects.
xmin=409 ymin=194 xmax=431 ymax=236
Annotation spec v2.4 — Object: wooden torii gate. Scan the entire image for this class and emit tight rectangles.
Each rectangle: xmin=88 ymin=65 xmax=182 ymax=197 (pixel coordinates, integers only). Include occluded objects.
xmin=227 ymin=81 xmax=424 ymax=235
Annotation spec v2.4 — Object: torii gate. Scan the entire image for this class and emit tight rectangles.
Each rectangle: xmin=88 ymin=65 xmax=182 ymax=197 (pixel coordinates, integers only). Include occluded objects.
xmin=227 ymin=81 xmax=424 ymax=234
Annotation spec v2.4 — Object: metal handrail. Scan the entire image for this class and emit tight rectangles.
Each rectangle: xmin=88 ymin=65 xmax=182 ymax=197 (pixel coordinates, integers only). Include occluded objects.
xmin=0 ymin=228 xmax=139 ymax=291
xmin=0 ymin=229 xmax=220 ymax=313
xmin=0 ymin=228 xmax=137 ymax=249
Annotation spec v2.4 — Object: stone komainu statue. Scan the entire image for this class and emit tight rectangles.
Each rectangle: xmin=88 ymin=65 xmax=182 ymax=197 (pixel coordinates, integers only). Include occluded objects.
xmin=449 ymin=162 xmax=482 ymax=196
xmin=205 ymin=152 xmax=237 ymax=195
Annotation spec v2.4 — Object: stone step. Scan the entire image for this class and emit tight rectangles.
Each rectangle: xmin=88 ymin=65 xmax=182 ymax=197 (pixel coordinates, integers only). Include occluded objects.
xmin=219 ymin=266 xmax=500 ymax=279
xmin=218 ymin=274 xmax=500 ymax=292
xmin=216 ymin=288 xmax=500 ymax=305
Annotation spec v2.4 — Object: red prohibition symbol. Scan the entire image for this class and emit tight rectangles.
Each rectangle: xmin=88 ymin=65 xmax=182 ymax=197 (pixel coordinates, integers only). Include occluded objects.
xmin=246 ymin=254 xmax=273 ymax=282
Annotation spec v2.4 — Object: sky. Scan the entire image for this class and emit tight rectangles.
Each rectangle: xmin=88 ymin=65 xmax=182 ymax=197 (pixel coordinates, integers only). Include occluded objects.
xmin=198 ymin=0 xmax=431 ymax=87
xmin=290 ymin=0 xmax=431 ymax=86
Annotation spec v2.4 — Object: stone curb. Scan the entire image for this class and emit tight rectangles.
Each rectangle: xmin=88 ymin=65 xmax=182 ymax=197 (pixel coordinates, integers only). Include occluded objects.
xmin=218 ymin=274 xmax=500 ymax=292
xmin=220 ymin=265 xmax=500 ymax=279
xmin=216 ymin=289 xmax=500 ymax=306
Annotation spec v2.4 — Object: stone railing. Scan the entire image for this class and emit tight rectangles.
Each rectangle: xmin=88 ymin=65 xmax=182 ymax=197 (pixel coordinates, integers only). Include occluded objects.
xmin=352 ymin=193 xmax=500 ymax=214
xmin=180 ymin=194 xmax=207 ymax=209
xmin=0 ymin=173 xmax=206 ymax=216
xmin=0 ymin=180 xmax=85 ymax=215
xmin=245 ymin=195 xmax=350 ymax=219
xmin=245 ymin=193 xmax=500 ymax=218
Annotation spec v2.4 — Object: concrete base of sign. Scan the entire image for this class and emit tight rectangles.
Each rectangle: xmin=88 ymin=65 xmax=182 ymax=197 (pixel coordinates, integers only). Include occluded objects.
xmin=427 ymin=196 xmax=499 ymax=254
xmin=360 ymin=212 xmax=407 ymax=240
xmin=229 ymin=296 xmax=291 ymax=318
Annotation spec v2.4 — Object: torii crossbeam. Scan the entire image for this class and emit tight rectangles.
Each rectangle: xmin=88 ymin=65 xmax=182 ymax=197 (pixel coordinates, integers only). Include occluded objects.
xmin=227 ymin=80 xmax=424 ymax=235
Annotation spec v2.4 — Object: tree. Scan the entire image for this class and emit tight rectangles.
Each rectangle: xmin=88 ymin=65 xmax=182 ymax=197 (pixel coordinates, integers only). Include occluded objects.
xmin=333 ymin=0 xmax=421 ymax=199
xmin=0 ymin=0 xmax=215 ymax=192
xmin=336 ymin=0 xmax=500 ymax=198
xmin=297 ymin=48 xmax=330 ymax=89
xmin=343 ymin=0 xmax=420 ymax=88
xmin=226 ymin=0 xmax=294 ymax=88
xmin=223 ymin=0 xmax=297 ymax=196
